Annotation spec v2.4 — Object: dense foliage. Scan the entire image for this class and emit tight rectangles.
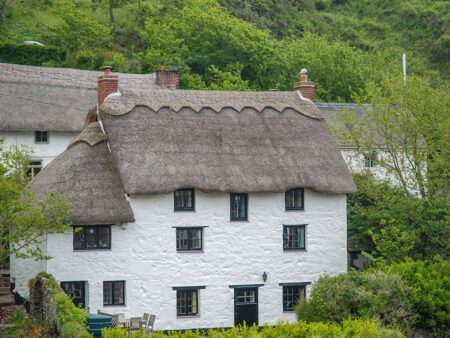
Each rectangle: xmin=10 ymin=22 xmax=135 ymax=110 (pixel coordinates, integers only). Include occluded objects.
xmin=295 ymin=270 xmax=415 ymax=334
xmin=347 ymin=173 xmax=449 ymax=262
xmin=2 ymin=0 xmax=446 ymax=101
xmin=296 ymin=260 xmax=450 ymax=337
xmin=102 ymin=319 xmax=403 ymax=338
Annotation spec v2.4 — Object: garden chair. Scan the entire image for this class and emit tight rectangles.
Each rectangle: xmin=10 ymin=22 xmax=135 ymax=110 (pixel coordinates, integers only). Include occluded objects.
xmin=128 ymin=317 xmax=143 ymax=336
xmin=142 ymin=313 xmax=156 ymax=336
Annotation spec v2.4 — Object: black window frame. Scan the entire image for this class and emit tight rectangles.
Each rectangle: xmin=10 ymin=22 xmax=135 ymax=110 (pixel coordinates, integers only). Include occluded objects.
xmin=175 ymin=288 xmax=200 ymax=316
xmin=61 ymin=281 xmax=86 ymax=308
xmin=230 ymin=193 xmax=248 ymax=221
xmin=176 ymin=227 xmax=203 ymax=251
xmin=174 ymin=189 xmax=195 ymax=211
xmin=103 ymin=280 xmax=125 ymax=306
xmin=364 ymin=153 xmax=377 ymax=168
xmin=283 ymin=225 xmax=306 ymax=250
xmin=285 ymin=188 xmax=304 ymax=211
xmin=27 ymin=159 xmax=43 ymax=178
xmin=34 ymin=131 xmax=49 ymax=144
xmin=73 ymin=225 xmax=111 ymax=250
xmin=282 ymin=285 xmax=306 ymax=311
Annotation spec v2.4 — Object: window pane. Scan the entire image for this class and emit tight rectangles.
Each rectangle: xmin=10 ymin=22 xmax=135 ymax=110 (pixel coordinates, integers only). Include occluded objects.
xmin=177 ymin=291 xmax=186 ymax=315
xmin=286 ymin=189 xmax=303 ymax=210
xmin=176 ymin=229 xmax=188 ymax=250
xmin=283 ymin=226 xmax=305 ymax=249
xmin=113 ymin=282 xmax=124 ymax=305
xmin=103 ymin=282 xmax=113 ymax=305
xmin=73 ymin=227 xmax=85 ymax=249
xmin=190 ymin=290 xmax=197 ymax=314
xmin=85 ymin=227 xmax=97 ymax=248
xmin=98 ymin=227 xmax=110 ymax=248
xmin=175 ymin=189 xmax=194 ymax=210
xmin=189 ymin=229 xmax=202 ymax=250
xmin=231 ymin=194 xmax=247 ymax=220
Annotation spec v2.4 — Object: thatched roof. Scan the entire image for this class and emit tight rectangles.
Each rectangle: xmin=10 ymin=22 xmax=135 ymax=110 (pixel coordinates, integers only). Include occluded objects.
xmin=0 ymin=63 xmax=160 ymax=132
xmin=29 ymin=122 xmax=134 ymax=224
xmin=100 ymin=90 xmax=356 ymax=194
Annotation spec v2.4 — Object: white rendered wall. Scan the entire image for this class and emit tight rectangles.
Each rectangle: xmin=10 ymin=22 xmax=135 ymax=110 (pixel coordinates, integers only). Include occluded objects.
xmin=0 ymin=131 xmax=77 ymax=167
xmin=40 ymin=190 xmax=347 ymax=330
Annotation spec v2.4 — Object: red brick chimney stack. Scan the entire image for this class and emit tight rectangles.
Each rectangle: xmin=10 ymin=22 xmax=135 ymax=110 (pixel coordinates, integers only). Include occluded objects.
xmin=97 ymin=66 xmax=119 ymax=105
xmin=156 ymin=62 xmax=180 ymax=90
xmin=294 ymin=68 xmax=316 ymax=102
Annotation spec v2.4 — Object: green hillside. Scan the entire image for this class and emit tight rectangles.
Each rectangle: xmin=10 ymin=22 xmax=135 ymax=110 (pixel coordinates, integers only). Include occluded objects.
xmin=0 ymin=0 xmax=448 ymax=100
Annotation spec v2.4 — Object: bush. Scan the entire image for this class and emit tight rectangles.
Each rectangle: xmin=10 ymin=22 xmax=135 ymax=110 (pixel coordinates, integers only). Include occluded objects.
xmin=384 ymin=259 xmax=450 ymax=337
xmin=295 ymin=270 xmax=416 ymax=334
xmin=0 ymin=42 xmax=66 ymax=66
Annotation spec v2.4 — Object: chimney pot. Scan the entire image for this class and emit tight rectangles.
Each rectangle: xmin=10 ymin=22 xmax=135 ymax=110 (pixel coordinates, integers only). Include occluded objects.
xmin=294 ymin=68 xmax=315 ymax=102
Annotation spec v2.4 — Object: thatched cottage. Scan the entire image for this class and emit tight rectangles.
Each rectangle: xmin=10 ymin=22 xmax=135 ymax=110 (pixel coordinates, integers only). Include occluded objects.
xmin=9 ymin=67 xmax=356 ymax=330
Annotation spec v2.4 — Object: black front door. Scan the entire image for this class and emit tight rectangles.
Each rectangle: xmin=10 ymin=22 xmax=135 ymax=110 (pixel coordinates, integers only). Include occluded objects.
xmin=234 ymin=287 xmax=258 ymax=327
xmin=61 ymin=281 xmax=86 ymax=308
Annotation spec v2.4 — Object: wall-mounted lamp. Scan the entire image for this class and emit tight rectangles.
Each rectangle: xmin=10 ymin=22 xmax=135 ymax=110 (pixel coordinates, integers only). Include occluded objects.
xmin=262 ymin=271 xmax=268 ymax=283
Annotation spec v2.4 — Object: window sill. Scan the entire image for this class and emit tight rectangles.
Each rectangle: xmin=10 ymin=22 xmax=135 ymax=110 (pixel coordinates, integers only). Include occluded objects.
xmin=283 ymin=248 xmax=307 ymax=252
xmin=283 ymin=310 xmax=296 ymax=313
xmin=230 ymin=219 xmax=249 ymax=222
xmin=177 ymin=315 xmax=200 ymax=318
xmin=176 ymin=250 xmax=204 ymax=253
xmin=285 ymin=209 xmax=305 ymax=212
xmin=103 ymin=304 xmax=126 ymax=307
xmin=174 ymin=209 xmax=196 ymax=212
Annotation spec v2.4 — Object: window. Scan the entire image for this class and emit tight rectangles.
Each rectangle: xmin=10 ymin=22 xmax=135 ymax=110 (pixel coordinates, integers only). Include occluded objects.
xmin=61 ymin=281 xmax=86 ymax=308
xmin=103 ymin=281 xmax=125 ymax=306
xmin=282 ymin=285 xmax=306 ymax=311
xmin=364 ymin=153 xmax=377 ymax=168
xmin=176 ymin=289 xmax=198 ymax=316
xmin=230 ymin=193 xmax=248 ymax=221
xmin=236 ymin=290 xmax=256 ymax=304
xmin=176 ymin=228 xmax=202 ymax=251
xmin=283 ymin=225 xmax=306 ymax=250
xmin=27 ymin=160 xmax=42 ymax=178
xmin=35 ymin=131 xmax=49 ymax=144
xmin=73 ymin=225 xmax=111 ymax=250
xmin=285 ymin=188 xmax=304 ymax=210
xmin=174 ymin=189 xmax=195 ymax=211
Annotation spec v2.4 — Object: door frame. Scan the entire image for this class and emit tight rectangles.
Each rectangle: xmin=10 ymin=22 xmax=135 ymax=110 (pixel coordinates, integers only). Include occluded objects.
xmin=230 ymin=284 xmax=264 ymax=327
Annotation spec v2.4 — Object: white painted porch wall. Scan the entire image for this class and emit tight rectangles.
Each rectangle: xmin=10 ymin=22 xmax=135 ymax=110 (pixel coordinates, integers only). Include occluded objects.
xmin=40 ymin=190 xmax=346 ymax=330
xmin=0 ymin=131 xmax=77 ymax=167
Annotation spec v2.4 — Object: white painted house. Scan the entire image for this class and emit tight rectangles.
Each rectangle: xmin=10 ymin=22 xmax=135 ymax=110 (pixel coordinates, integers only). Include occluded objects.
xmin=0 ymin=62 xmax=160 ymax=173
xmin=11 ymin=69 xmax=356 ymax=330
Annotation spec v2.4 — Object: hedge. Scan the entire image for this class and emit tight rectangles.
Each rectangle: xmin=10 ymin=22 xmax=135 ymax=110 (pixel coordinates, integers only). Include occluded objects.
xmin=0 ymin=42 xmax=66 ymax=66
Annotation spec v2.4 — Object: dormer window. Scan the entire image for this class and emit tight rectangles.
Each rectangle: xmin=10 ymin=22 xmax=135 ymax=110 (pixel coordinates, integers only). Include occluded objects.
xmin=285 ymin=188 xmax=304 ymax=211
xmin=174 ymin=189 xmax=195 ymax=211
xmin=35 ymin=131 xmax=49 ymax=144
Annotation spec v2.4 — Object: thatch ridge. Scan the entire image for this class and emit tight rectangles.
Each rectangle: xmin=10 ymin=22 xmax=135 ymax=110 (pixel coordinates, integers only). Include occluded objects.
xmin=30 ymin=122 xmax=134 ymax=224
xmin=101 ymin=89 xmax=324 ymax=119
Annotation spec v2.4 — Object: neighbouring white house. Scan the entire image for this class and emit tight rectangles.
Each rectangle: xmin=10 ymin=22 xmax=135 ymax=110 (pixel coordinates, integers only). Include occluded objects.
xmin=10 ymin=68 xmax=356 ymax=330
xmin=0 ymin=62 xmax=161 ymax=174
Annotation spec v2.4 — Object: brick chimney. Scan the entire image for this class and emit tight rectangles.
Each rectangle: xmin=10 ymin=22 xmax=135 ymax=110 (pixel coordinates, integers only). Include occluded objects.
xmin=293 ymin=68 xmax=315 ymax=102
xmin=97 ymin=66 xmax=119 ymax=105
xmin=156 ymin=63 xmax=180 ymax=90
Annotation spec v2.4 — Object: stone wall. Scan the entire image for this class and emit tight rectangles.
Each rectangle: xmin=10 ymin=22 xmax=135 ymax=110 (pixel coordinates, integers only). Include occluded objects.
xmin=29 ymin=275 xmax=60 ymax=333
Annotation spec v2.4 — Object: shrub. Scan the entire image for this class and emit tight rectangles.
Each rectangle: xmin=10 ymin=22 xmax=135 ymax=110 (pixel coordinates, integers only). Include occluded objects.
xmin=384 ymin=259 xmax=450 ymax=337
xmin=295 ymin=270 xmax=416 ymax=334
xmin=0 ymin=42 xmax=66 ymax=66
xmin=107 ymin=320 xmax=403 ymax=338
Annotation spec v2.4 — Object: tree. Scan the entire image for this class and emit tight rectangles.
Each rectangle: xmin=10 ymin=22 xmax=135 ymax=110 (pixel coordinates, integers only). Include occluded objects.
xmin=91 ymin=0 xmax=133 ymax=25
xmin=332 ymin=74 xmax=450 ymax=199
xmin=0 ymin=141 xmax=71 ymax=265
xmin=46 ymin=0 xmax=111 ymax=56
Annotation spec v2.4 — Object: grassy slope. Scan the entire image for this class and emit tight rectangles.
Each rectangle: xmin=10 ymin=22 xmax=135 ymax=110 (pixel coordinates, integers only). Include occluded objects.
xmin=0 ymin=0 xmax=448 ymax=80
